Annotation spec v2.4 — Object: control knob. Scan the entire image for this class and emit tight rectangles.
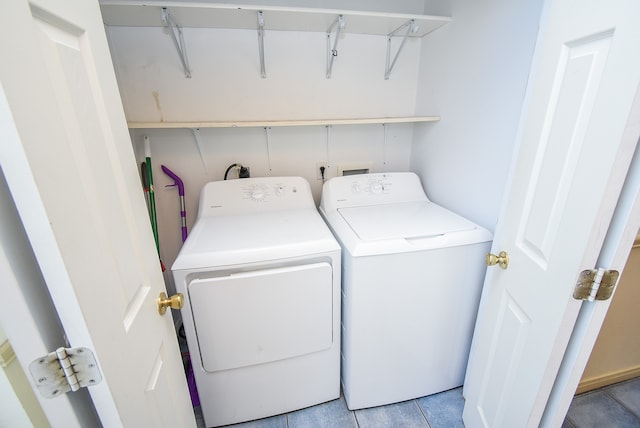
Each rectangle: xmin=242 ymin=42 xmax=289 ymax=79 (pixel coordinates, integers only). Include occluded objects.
xmin=370 ymin=183 xmax=383 ymax=194
xmin=250 ymin=186 xmax=266 ymax=201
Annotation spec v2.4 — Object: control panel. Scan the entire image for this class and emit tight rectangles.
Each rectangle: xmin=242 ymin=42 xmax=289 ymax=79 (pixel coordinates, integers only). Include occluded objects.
xmin=320 ymin=172 xmax=429 ymax=212
xmin=198 ymin=177 xmax=314 ymax=217
xmin=243 ymin=182 xmax=295 ymax=203
xmin=348 ymin=174 xmax=393 ymax=196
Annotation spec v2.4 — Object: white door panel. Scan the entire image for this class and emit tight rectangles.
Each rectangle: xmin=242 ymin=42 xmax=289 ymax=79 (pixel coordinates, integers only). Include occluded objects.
xmin=0 ymin=0 xmax=195 ymax=426
xmin=463 ymin=0 xmax=640 ymax=427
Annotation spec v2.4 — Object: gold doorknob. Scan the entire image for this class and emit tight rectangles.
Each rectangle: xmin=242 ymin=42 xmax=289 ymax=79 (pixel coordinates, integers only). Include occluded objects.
xmin=157 ymin=292 xmax=184 ymax=315
xmin=486 ymin=251 xmax=509 ymax=269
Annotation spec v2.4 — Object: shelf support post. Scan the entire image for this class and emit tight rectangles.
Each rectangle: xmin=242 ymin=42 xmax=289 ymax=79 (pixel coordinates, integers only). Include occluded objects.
xmin=384 ymin=19 xmax=417 ymax=80
xmin=257 ymin=11 xmax=266 ymax=78
xmin=264 ymin=127 xmax=273 ymax=172
xmin=161 ymin=8 xmax=191 ymax=78
xmin=382 ymin=123 xmax=388 ymax=169
xmin=326 ymin=15 xmax=345 ymax=79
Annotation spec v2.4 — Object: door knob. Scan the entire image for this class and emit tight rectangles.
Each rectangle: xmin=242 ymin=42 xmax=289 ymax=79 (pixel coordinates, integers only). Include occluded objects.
xmin=157 ymin=292 xmax=184 ymax=315
xmin=486 ymin=251 xmax=509 ymax=269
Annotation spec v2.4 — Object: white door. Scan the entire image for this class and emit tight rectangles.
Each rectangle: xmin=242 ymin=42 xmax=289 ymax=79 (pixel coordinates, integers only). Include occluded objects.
xmin=463 ymin=0 xmax=640 ymax=427
xmin=0 ymin=0 xmax=195 ymax=427
xmin=0 ymin=170 xmax=88 ymax=426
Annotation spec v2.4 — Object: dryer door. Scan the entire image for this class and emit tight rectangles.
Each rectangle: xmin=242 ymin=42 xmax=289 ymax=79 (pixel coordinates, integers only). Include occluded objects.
xmin=188 ymin=262 xmax=333 ymax=372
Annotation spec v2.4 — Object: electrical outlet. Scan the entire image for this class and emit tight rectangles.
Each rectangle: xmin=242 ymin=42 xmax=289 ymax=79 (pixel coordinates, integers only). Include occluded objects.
xmin=316 ymin=162 xmax=329 ymax=180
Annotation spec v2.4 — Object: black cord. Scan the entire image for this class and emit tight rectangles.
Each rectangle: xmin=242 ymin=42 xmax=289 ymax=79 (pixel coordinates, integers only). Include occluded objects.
xmin=224 ymin=163 xmax=240 ymax=180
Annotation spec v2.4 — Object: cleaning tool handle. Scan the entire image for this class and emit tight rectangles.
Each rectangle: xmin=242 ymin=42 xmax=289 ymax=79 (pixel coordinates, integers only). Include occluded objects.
xmin=161 ymin=164 xmax=188 ymax=242
xmin=161 ymin=165 xmax=185 ymax=197
xmin=141 ymin=162 xmax=149 ymax=191
xmin=143 ymin=136 xmax=161 ymax=260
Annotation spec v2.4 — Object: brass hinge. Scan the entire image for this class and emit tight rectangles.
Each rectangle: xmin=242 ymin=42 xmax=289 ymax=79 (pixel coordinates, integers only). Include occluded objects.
xmin=573 ymin=268 xmax=620 ymax=301
xmin=28 ymin=347 xmax=102 ymax=398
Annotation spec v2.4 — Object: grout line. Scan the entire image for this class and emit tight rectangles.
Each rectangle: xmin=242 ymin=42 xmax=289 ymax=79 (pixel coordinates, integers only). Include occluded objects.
xmin=563 ymin=415 xmax=578 ymax=428
xmin=414 ymin=399 xmax=433 ymax=428
xmin=340 ymin=388 xmax=360 ymax=427
xmin=604 ymin=389 xmax=640 ymax=423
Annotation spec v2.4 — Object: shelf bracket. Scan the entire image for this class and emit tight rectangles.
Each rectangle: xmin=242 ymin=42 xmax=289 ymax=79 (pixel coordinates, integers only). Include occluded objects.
xmin=161 ymin=8 xmax=191 ymax=78
xmin=191 ymin=128 xmax=210 ymax=177
xmin=384 ymin=19 xmax=418 ymax=80
xmin=326 ymin=15 xmax=345 ymax=79
xmin=257 ymin=11 xmax=266 ymax=78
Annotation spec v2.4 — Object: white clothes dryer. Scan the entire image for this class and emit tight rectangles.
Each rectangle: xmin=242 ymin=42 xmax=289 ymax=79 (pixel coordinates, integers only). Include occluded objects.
xmin=319 ymin=172 xmax=492 ymax=410
xmin=172 ymin=177 xmax=341 ymax=427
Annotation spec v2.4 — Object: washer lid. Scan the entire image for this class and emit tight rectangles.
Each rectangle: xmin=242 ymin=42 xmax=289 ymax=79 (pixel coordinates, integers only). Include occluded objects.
xmin=338 ymin=201 xmax=477 ymax=241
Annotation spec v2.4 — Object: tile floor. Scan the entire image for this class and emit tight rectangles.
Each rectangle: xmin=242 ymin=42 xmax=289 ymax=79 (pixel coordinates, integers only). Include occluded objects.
xmin=564 ymin=378 xmax=640 ymax=428
xmin=193 ymin=377 xmax=640 ymax=428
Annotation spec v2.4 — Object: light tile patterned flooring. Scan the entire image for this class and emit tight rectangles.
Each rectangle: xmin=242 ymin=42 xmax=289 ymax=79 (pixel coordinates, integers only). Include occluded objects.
xmin=194 ymin=387 xmax=464 ymax=428
xmin=193 ymin=377 xmax=640 ymax=428
xmin=564 ymin=378 xmax=640 ymax=428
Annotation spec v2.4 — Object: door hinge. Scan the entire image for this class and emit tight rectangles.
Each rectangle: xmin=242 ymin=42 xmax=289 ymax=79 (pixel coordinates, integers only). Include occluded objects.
xmin=28 ymin=347 xmax=102 ymax=398
xmin=573 ymin=268 xmax=620 ymax=301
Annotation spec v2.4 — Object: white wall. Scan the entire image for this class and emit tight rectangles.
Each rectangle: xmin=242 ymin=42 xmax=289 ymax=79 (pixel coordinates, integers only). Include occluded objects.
xmin=130 ymin=123 xmax=414 ymax=292
xmin=107 ymin=14 xmax=427 ymax=284
xmin=107 ymin=0 xmax=545 ymax=283
xmin=411 ymin=0 xmax=544 ymax=231
xmin=108 ymin=27 xmax=423 ymax=122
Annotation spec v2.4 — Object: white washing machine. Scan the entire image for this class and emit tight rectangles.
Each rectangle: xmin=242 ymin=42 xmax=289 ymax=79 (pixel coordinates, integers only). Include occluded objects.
xmin=319 ymin=172 xmax=492 ymax=410
xmin=172 ymin=177 xmax=341 ymax=427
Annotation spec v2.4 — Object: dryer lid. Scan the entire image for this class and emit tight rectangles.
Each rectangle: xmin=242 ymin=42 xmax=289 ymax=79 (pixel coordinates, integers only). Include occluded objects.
xmin=172 ymin=208 xmax=339 ymax=270
xmin=338 ymin=201 xmax=477 ymax=241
